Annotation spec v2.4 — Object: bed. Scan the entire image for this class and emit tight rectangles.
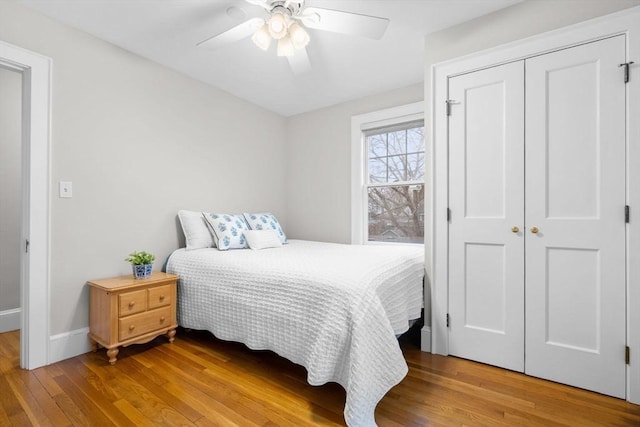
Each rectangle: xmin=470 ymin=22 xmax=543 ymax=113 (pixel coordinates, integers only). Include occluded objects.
xmin=166 ymin=239 xmax=424 ymax=426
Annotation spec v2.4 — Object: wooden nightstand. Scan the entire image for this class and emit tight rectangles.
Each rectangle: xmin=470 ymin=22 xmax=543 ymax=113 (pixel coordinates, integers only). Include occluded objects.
xmin=87 ymin=272 xmax=178 ymax=365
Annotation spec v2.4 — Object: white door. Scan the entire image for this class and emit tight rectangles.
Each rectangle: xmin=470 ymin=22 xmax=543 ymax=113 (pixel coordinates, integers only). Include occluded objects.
xmin=448 ymin=61 xmax=525 ymax=372
xmin=525 ymin=35 xmax=627 ymax=398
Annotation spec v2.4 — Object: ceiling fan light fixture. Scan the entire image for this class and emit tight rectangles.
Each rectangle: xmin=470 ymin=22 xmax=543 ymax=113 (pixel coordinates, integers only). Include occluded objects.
xmin=277 ymin=35 xmax=295 ymax=57
xmin=288 ymin=22 xmax=309 ymax=49
xmin=268 ymin=12 xmax=288 ymax=39
xmin=252 ymin=24 xmax=272 ymax=50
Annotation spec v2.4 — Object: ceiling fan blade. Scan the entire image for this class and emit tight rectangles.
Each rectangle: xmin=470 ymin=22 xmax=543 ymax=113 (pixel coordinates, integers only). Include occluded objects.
xmin=287 ymin=47 xmax=312 ymax=75
xmin=197 ymin=17 xmax=264 ymax=50
xmin=244 ymin=0 xmax=271 ymax=11
xmin=300 ymin=7 xmax=389 ymax=40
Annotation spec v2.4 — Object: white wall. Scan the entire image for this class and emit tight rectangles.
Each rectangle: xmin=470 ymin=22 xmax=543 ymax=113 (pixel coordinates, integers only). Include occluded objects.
xmin=285 ymin=83 xmax=424 ymax=243
xmin=0 ymin=67 xmax=21 ymax=313
xmin=0 ymin=0 xmax=287 ymax=335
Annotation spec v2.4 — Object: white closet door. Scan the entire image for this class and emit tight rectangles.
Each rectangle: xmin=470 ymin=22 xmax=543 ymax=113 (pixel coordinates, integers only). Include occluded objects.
xmin=525 ymin=35 xmax=626 ymax=398
xmin=448 ymin=61 xmax=525 ymax=372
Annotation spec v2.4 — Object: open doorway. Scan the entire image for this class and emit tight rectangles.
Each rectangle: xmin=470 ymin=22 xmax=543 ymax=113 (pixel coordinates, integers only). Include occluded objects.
xmin=0 ymin=40 xmax=51 ymax=370
xmin=0 ymin=66 xmax=22 ymax=367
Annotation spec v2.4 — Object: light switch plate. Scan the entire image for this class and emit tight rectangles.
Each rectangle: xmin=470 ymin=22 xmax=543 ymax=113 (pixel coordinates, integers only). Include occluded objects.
xmin=59 ymin=181 xmax=72 ymax=198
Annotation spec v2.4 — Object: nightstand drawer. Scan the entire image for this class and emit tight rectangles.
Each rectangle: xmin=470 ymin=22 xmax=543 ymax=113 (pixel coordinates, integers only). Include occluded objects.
xmin=119 ymin=289 xmax=147 ymax=316
xmin=118 ymin=306 xmax=172 ymax=341
xmin=148 ymin=284 xmax=173 ymax=309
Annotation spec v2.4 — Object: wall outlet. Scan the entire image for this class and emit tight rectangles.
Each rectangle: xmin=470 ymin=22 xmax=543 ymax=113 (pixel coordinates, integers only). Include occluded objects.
xmin=59 ymin=181 xmax=72 ymax=198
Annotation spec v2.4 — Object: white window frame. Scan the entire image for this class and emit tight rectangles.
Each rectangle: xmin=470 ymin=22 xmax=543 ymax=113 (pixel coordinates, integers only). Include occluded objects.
xmin=351 ymin=101 xmax=424 ymax=245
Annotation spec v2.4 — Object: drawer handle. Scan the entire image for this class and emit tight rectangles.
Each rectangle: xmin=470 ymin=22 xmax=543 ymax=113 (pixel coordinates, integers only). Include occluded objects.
xmin=160 ymin=316 xmax=166 ymax=322
xmin=128 ymin=301 xmax=136 ymax=308
xmin=129 ymin=325 xmax=135 ymax=331
xmin=159 ymin=295 xmax=165 ymax=301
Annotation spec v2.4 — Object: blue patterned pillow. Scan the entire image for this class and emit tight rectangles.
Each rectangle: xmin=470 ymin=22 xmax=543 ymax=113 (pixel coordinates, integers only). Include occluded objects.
xmin=243 ymin=212 xmax=288 ymax=244
xmin=202 ymin=213 xmax=249 ymax=250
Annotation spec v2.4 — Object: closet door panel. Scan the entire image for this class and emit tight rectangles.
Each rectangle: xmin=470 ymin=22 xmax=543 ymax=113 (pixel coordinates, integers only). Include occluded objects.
xmin=525 ymin=35 xmax=626 ymax=398
xmin=448 ymin=61 xmax=525 ymax=372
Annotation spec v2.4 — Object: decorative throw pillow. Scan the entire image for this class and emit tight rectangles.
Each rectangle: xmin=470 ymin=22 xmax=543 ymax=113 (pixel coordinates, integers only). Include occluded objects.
xmin=202 ymin=213 xmax=249 ymax=250
xmin=243 ymin=212 xmax=288 ymax=244
xmin=244 ymin=230 xmax=283 ymax=250
xmin=178 ymin=210 xmax=215 ymax=250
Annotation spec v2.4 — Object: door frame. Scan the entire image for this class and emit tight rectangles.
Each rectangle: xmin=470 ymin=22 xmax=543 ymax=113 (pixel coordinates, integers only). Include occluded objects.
xmin=431 ymin=7 xmax=640 ymax=403
xmin=0 ymin=40 xmax=51 ymax=369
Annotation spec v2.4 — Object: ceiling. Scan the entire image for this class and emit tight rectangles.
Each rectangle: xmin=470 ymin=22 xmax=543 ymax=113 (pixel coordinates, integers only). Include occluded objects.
xmin=18 ymin=0 xmax=522 ymax=116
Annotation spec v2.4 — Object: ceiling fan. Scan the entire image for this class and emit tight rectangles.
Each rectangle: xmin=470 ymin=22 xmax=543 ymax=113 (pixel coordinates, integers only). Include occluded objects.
xmin=197 ymin=0 xmax=390 ymax=74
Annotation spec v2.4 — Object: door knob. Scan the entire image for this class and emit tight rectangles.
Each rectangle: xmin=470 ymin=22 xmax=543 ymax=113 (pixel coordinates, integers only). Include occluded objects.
xmin=511 ymin=226 xmax=519 ymax=233
xmin=531 ymin=226 xmax=539 ymax=234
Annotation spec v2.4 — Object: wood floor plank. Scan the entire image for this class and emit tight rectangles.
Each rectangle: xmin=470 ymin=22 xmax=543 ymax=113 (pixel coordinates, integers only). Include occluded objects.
xmin=2 ymin=329 xmax=640 ymax=426
xmin=32 ymin=366 xmax=65 ymax=398
xmin=112 ymin=356 xmax=205 ymax=422
xmin=0 ymin=398 xmax=11 ymax=426
xmin=168 ymin=337 xmax=346 ymax=425
xmin=53 ymin=374 xmax=116 ymax=426
xmin=57 ymin=357 xmax=137 ymax=427
xmin=112 ymin=399 xmax=156 ymax=427
xmin=139 ymin=345 xmax=303 ymax=426
xmin=135 ymin=344 xmax=264 ymax=425
xmin=53 ymin=392 xmax=95 ymax=426
xmin=14 ymin=369 xmax=72 ymax=427
xmin=5 ymin=371 xmax=56 ymax=427
xmin=0 ymin=371 xmax=24 ymax=421
xmin=96 ymin=366 xmax=195 ymax=426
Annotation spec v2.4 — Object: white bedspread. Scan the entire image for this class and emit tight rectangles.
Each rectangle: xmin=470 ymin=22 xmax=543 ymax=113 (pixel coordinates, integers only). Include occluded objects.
xmin=167 ymin=240 xmax=424 ymax=426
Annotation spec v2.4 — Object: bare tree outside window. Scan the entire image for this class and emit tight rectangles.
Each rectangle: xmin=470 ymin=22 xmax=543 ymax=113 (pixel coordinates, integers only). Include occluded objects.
xmin=366 ymin=122 xmax=424 ymax=243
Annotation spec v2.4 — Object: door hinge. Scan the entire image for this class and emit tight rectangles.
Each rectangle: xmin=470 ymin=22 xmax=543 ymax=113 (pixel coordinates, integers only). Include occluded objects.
xmin=445 ymin=99 xmax=458 ymax=116
xmin=447 ymin=208 xmax=451 ymax=222
xmin=626 ymin=205 xmax=630 ymax=223
xmin=446 ymin=313 xmax=450 ymax=328
xmin=619 ymin=62 xmax=635 ymax=83
xmin=626 ymin=346 xmax=630 ymax=365
xmin=25 ymin=239 xmax=29 ymax=253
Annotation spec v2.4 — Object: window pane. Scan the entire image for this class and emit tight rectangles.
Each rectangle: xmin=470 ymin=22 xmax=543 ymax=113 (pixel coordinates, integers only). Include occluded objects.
xmin=367 ymin=134 xmax=386 ymax=158
xmin=407 ymin=153 xmax=424 ymax=181
xmin=387 ymin=154 xmax=406 ymax=182
xmin=407 ymin=127 xmax=424 ymax=153
xmin=368 ymin=185 xmax=424 ymax=243
xmin=387 ymin=130 xmax=407 ymax=156
xmin=369 ymin=157 xmax=387 ymax=183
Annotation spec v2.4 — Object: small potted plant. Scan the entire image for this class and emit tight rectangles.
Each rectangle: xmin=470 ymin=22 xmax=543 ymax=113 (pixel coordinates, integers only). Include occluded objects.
xmin=125 ymin=250 xmax=155 ymax=279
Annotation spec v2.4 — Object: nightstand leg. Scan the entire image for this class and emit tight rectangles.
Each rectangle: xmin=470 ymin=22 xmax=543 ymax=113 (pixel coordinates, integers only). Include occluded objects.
xmin=166 ymin=329 xmax=176 ymax=344
xmin=89 ymin=338 xmax=98 ymax=352
xmin=106 ymin=348 xmax=119 ymax=365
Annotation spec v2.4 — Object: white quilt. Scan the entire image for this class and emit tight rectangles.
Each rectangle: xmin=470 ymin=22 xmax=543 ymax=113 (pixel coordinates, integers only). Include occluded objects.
xmin=167 ymin=240 xmax=424 ymax=426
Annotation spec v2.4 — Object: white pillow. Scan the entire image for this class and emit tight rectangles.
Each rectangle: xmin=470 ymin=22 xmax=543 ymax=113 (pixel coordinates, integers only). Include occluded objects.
xmin=178 ymin=210 xmax=215 ymax=250
xmin=244 ymin=230 xmax=283 ymax=250
xmin=202 ymin=213 xmax=249 ymax=251
xmin=243 ymin=212 xmax=288 ymax=244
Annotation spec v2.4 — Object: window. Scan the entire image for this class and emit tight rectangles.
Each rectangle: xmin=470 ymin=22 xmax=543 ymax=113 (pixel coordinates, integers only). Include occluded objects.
xmin=366 ymin=121 xmax=424 ymax=243
xmin=351 ymin=102 xmax=424 ymax=244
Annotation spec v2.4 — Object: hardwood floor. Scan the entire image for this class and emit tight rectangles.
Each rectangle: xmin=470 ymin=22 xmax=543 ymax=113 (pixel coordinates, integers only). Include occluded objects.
xmin=1 ymin=328 xmax=639 ymax=426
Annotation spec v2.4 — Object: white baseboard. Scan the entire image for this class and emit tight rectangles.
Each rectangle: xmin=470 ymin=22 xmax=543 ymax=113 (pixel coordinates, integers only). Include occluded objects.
xmin=0 ymin=308 xmax=20 ymax=333
xmin=420 ymin=326 xmax=432 ymax=353
xmin=49 ymin=327 xmax=91 ymax=364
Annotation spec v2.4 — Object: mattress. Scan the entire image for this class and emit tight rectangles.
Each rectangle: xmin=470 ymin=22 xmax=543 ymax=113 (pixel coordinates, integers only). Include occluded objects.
xmin=167 ymin=239 xmax=424 ymax=426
